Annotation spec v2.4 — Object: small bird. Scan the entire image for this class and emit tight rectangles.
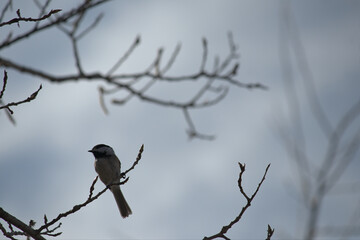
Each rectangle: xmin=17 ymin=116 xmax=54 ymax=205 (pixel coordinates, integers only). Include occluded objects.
xmin=88 ymin=144 xmax=132 ymax=218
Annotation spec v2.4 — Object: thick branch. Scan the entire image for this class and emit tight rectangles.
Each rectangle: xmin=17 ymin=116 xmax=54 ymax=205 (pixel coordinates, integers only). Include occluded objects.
xmin=0 ymin=208 xmax=45 ymax=240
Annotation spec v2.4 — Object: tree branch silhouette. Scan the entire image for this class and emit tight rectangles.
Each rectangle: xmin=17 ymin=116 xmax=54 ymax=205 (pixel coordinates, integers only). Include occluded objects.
xmin=203 ymin=163 xmax=272 ymax=240
xmin=0 ymin=144 xmax=144 ymax=239
xmin=278 ymin=2 xmax=360 ymax=239
xmin=0 ymin=8 xmax=61 ymax=27
xmin=0 ymin=0 xmax=266 ymax=139
xmin=0 ymin=70 xmax=42 ymax=124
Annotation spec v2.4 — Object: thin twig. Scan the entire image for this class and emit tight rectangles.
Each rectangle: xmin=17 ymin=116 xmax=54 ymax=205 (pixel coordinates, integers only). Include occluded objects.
xmin=0 ymin=0 xmax=110 ymax=49
xmin=0 ymin=84 xmax=42 ymax=114
xmin=200 ymin=37 xmax=208 ymax=72
xmin=183 ymin=107 xmax=215 ymax=140
xmin=77 ymin=13 xmax=104 ymax=40
xmin=123 ymin=144 xmax=144 ymax=176
xmin=107 ymin=35 xmax=141 ymax=76
xmin=203 ymin=163 xmax=271 ymax=240
xmin=0 ymin=70 xmax=8 ymax=99
xmin=0 ymin=0 xmax=13 ymax=23
xmin=266 ymin=224 xmax=275 ymax=240
xmin=33 ymin=0 xmax=52 ymax=29
xmin=161 ymin=43 xmax=181 ymax=73
xmin=0 ymin=222 xmax=17 ymax=240
xmin=0 ymin=9 xmax=61 ymax=27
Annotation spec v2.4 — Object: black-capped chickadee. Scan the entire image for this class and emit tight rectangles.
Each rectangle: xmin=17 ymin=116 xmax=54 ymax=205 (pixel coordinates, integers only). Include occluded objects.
xmin=88 ymin=144 xmax=132 ymax=218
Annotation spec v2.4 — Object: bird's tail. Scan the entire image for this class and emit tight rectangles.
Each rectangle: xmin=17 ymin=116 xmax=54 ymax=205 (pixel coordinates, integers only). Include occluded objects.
xmin=111 ymin=186 xmax=132 ymax=218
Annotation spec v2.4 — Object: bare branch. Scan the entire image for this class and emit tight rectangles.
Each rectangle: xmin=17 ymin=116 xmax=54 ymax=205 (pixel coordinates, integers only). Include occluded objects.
xmin=279 ymin=2 xmax=360 ymax=239
xmin=123 ymin=144 xmax=144 ymax=176
xmin=0 ymin=222 xmax=17 ymax=240
xmin=0 ymin=0 xmax=13 ymax=23
xmin=33 ymin=0 xmax=52 ymax=25
xmin=203 ymin=163 xmax=271 ymax=240
xmin=266 ymin=224 xmax=275 ymax=240
xmin=98 ymin=86 xmax=109 ymax=114
xmin=77 ymin=13 xmax=104 ymax=40
xmin=217 ymin=32 xmax=239 ymax=73
xmin=0 ymin=21 xmax=266 ymax=139
xmin=183 ymin=108 xmax=215 ymax=141
xmin=35 ymin=144 xmax=143 ymax=236
xmin=0 ymin=84 xmax=42 ymax=114
xmin=0 ymin=8 xmax=61 ymax=27
xmin=161 ymin=43 xmax=181 ymax=73
xmin=319 ymin=97 xmax=360 ymax=187
xmin=0 ymin=70 xmax=8 ymax=98
xmin=0 ymin=1 xmax=266 ymax=142
xmin=0 ymin=70 xmax=41 ymax=125
xmin=0 ymin=208 xmax=45 ymax=240
xmin=107 ymin=35 xmax=141 ymax=76
xmin=283 ymin=2 xmax=332 ymax=138
xmin=0 ymin=0 xmax=110 ymax=49
xmin=200 ymin=37 xmax=208 ymax=72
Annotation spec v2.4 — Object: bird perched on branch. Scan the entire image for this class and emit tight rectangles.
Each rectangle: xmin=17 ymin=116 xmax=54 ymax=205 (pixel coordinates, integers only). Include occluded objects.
xmin=88 ymin=144 xmax=132 ymax=218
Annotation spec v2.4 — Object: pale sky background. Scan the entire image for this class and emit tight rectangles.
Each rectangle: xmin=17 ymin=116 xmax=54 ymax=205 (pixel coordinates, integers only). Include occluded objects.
xmin=1 ymin=1 xmax=360 ymax=239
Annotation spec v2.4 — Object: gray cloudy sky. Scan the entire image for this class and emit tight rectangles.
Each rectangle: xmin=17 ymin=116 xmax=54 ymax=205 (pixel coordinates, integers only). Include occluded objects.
xmin=1 ymin=1 xmax=360 ymax=239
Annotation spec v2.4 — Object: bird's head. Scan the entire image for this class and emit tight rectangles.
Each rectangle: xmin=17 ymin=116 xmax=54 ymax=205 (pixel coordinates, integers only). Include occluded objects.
xmin=88 ymin=144 xmax=115 ymax=158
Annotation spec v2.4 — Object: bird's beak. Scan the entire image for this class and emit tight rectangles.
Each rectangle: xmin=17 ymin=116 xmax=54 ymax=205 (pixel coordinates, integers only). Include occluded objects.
xmin=88 ymin=150 xmax=93 ymax=153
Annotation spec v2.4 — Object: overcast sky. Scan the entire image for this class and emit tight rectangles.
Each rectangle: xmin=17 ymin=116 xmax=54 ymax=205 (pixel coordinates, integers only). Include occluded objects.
xmin=1 ymin=1 xmax=360 ymax=239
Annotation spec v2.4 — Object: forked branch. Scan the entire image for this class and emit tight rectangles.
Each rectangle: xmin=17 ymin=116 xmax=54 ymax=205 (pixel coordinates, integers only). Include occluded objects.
xmin=0 ymin=0 xmax=266 ymax=138
xmin=0 ymin=70 xmax=42 ymax=124
xmin=203 ymin=163 xmax=271 ymax=240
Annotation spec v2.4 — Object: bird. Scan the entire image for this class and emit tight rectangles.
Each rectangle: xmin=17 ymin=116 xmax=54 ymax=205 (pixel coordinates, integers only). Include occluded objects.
xmin=88 ymin=144 xmax=132 ymax=218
